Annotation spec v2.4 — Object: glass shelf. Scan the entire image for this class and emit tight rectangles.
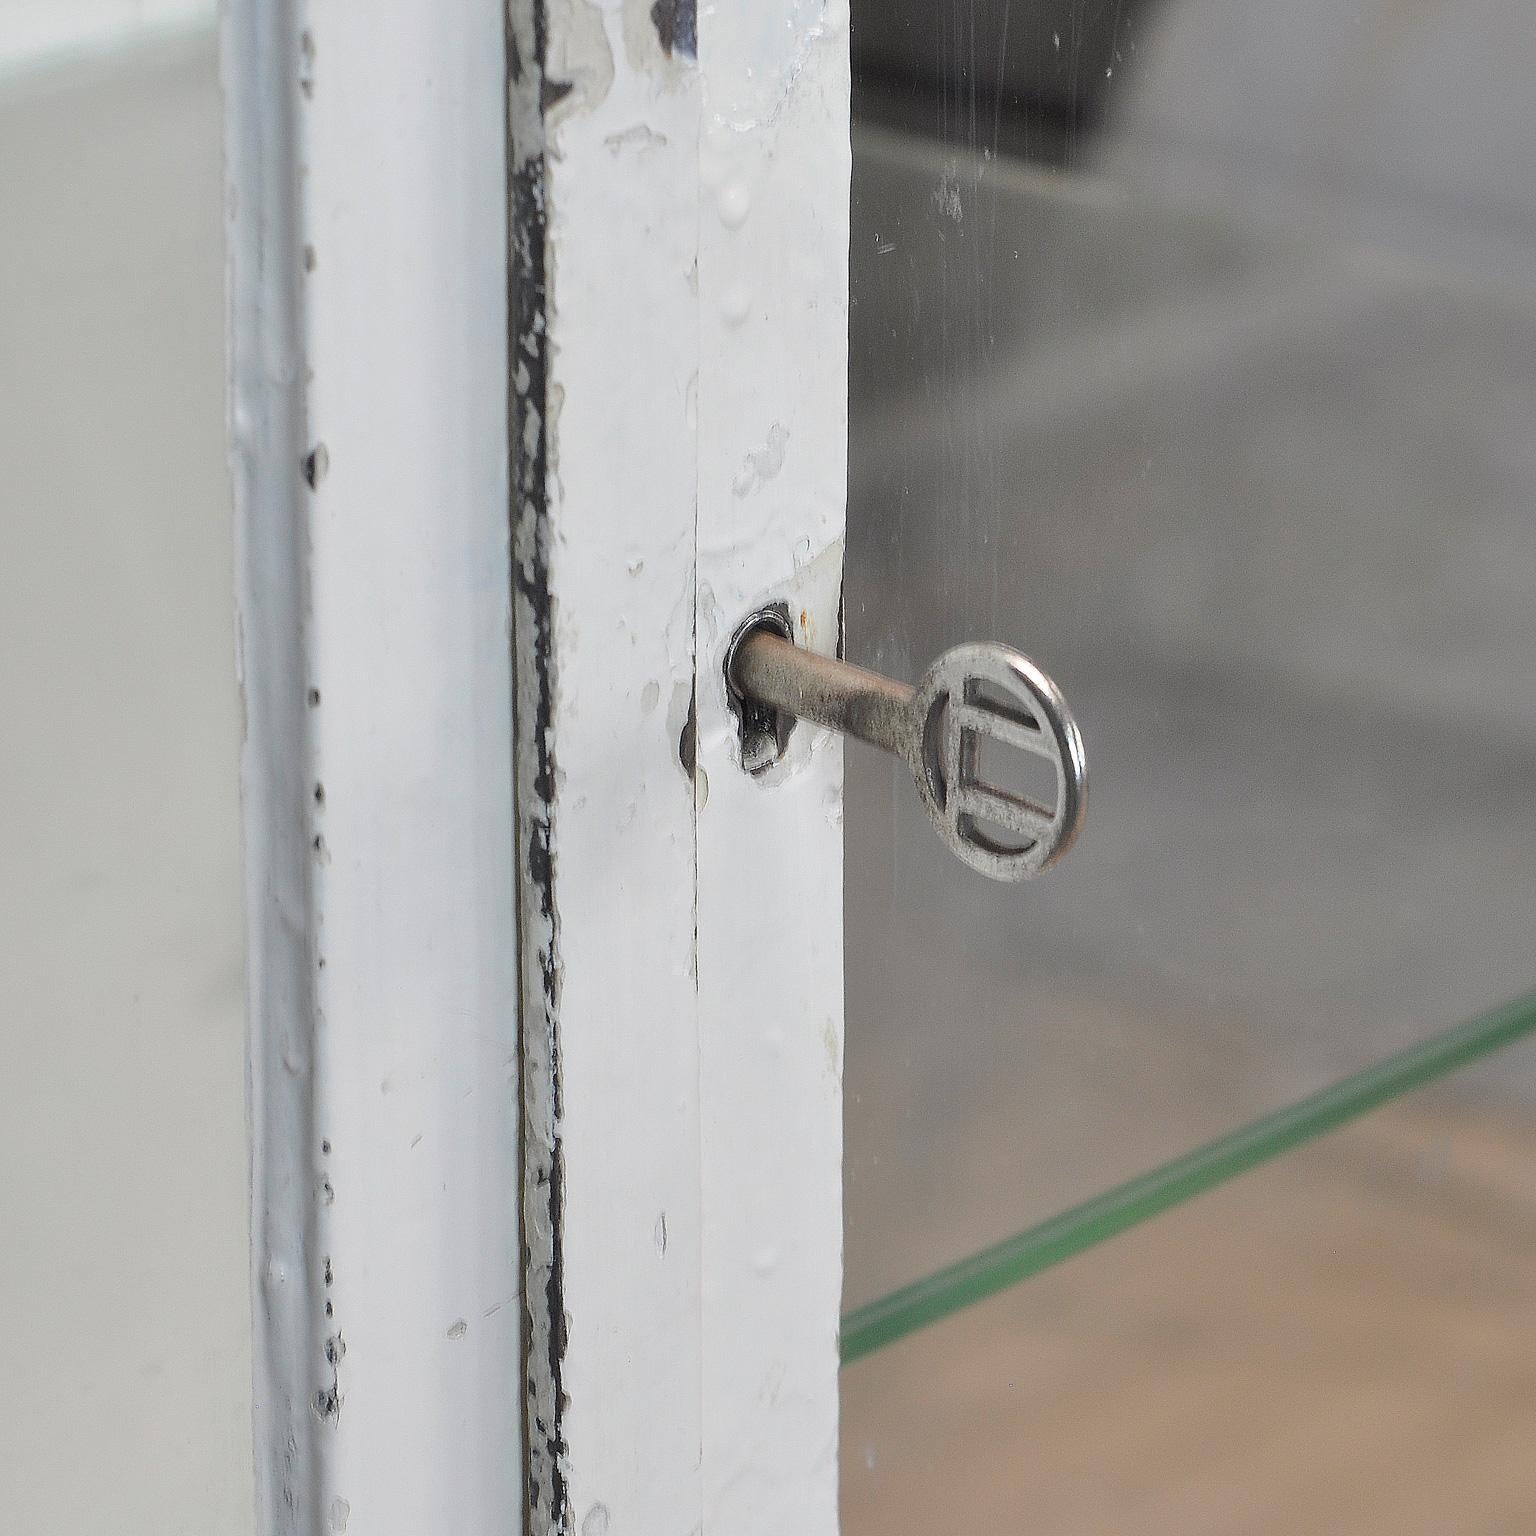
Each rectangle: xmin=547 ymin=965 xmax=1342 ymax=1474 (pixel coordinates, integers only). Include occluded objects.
xmin=843 ymin=987 xmax=1536 ymax=1364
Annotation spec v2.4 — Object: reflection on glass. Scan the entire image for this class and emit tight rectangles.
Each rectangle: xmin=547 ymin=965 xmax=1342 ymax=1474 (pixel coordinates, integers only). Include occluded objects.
xmin=844 ymin=0 xmax=1536 ymax=1527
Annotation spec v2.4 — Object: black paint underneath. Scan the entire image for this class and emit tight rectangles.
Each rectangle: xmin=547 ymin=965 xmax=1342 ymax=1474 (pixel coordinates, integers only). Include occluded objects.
xmin=650 ymin=0 xmax=697 ymax=60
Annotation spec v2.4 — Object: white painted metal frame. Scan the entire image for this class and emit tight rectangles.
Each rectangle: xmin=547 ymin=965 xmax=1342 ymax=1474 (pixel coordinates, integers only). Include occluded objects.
xmin=231 ymin=0 xmax=848 ymax=1527
xmin=512 ymin=1 xmax=849 ymax=1532
xmin=225 ymin=3 xmax=520 ymax=1533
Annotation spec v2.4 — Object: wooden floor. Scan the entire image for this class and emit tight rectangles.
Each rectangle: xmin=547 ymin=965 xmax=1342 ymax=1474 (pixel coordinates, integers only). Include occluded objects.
xmin=843 ymin=1095 xmax=1536 ymax=1535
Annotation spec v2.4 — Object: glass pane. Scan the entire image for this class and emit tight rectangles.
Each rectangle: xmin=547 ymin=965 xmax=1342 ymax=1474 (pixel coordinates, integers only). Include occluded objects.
xmin=845 ymin=1082 xmax=1536 ymax=1532
xmin=844 ymin=0 xmax=1536 ymax=1522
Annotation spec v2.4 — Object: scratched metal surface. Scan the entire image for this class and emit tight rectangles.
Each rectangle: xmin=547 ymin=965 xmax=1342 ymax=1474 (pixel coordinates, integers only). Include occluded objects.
xmin=843 ymin=1 xmax=1536 ymax=1527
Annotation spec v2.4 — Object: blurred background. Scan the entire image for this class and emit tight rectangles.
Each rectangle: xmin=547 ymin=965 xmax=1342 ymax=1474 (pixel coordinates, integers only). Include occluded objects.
xmin=841 ymin=2 xmax=1536 ymax=1532
xmin=4 ymin=2 xmax=1536 ymax=1533
xmin=0 ymin=8 xmax=250 ymax=1533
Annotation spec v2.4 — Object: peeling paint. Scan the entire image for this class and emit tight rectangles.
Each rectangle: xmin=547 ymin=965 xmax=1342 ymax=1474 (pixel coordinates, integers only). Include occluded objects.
xmin=544 ymin=0 xmax=615 ymax=125
xmin=675 ymin=684 xmax=697 ymax=778
xmin=509 ymin=2 xmax=572 ymax=1528
xmin=648 ymin=0 xmax=696 ymax=58
xmin=226 ymin=1 xmax=330 ymax=1517
xmin=620 ymin=0 xmax=695 ymax=83
xmin=313 ymin=1253 xmax=337 ymax=1419
xmin=730 ymin=422 xmax=789 ymax=497
xmin=603 ymin=123 xmax=669 ymax=155
xmin=507 ymin=0 xmax=843 ymax=1525
xmin=303 ymin=442 xmax=329 ymax=488
xmin=299 ymin=29 xmax=315 ymax=100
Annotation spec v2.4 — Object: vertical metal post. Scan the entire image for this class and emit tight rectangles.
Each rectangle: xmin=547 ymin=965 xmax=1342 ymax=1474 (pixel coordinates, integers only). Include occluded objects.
xmin=225 ymin=2 xmax=521 ymax=1531
xmin=510 ymin=0 xmax=850 ymax=1531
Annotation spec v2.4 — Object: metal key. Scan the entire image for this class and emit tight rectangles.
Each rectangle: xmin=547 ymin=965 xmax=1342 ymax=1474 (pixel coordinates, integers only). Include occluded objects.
xmin=725 ymin=618 xmax=1087 ymax=882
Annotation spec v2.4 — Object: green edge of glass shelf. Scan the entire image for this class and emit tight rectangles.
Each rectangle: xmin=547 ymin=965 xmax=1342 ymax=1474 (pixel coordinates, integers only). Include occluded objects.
xmin=841 ymin=987 xmax=1536 ymax=1367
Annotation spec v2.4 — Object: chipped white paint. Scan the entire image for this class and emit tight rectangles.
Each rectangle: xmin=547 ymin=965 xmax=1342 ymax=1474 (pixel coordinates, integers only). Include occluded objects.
xmin=510 ymin=0 xmax=705 ymax=1527
xmin=514 ymin=0 xmax=848 ymax=1530
xmin=224 ymin=3 xmax=520 ymax=1533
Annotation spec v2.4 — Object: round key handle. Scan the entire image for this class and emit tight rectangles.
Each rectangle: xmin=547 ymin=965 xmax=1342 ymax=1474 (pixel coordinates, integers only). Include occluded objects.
xmin=726 ymin=620 xmax=1087 ymax=883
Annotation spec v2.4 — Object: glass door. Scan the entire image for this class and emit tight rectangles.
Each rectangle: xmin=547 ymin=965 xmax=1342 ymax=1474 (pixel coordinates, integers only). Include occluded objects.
xmin=841 ymin=3 xmax=1536 ymax=1529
